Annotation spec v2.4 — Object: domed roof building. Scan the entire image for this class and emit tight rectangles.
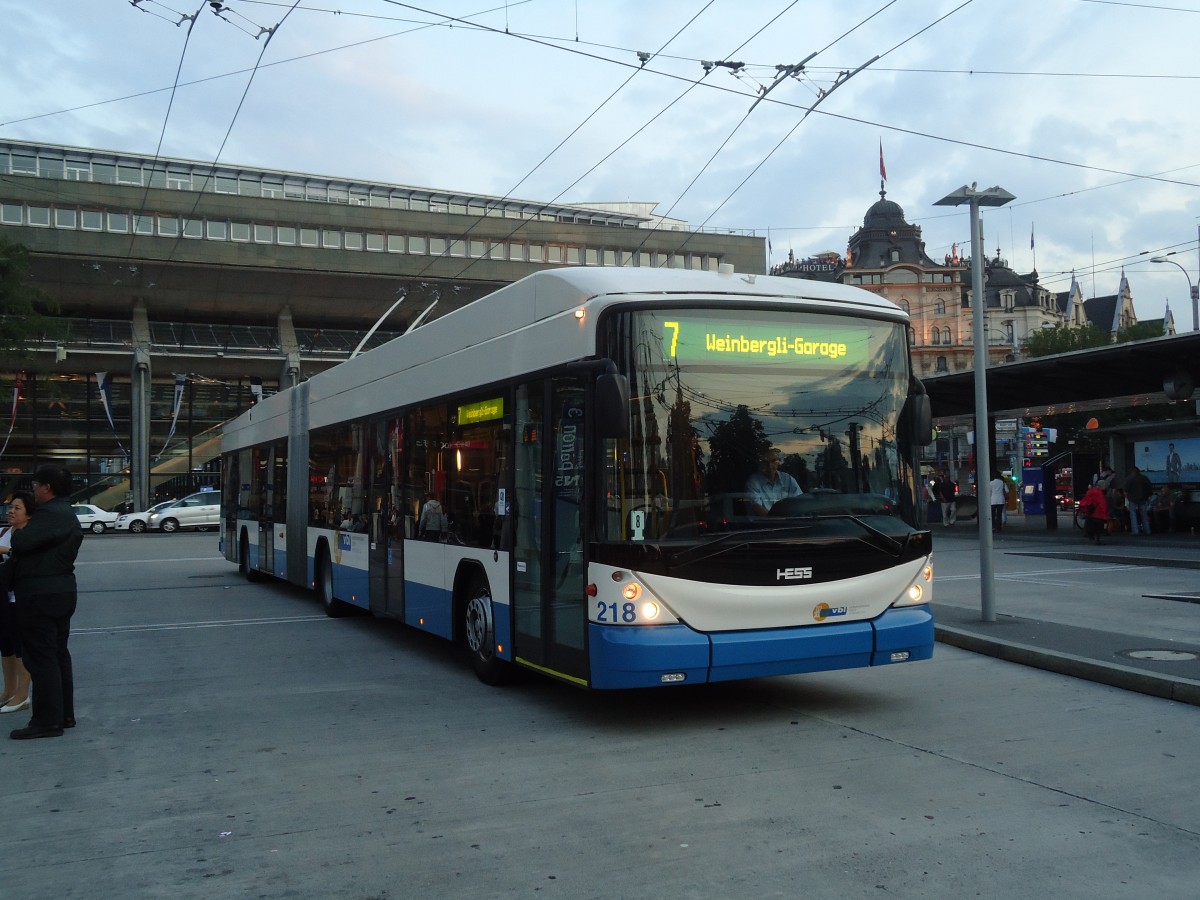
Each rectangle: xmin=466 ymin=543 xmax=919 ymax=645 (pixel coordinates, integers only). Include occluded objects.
xmin=849 ymin=192 xmax=940 ymax=269
xmin=777 ymin=187 xmax=1142 ymax=379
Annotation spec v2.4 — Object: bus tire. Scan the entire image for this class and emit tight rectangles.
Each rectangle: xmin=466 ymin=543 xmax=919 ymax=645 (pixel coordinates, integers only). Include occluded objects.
xmin=239 ymin=531 xmax=262 ymax=582
xmin=463 ymin=576 xmax=508 ymax=686
xmin=316 ymin=542 xmax=351 ymax=618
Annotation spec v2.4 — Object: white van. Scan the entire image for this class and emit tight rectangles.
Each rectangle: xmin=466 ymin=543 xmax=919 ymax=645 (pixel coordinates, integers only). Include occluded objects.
xmin=148 ymin=490 xmax=220 ymax=533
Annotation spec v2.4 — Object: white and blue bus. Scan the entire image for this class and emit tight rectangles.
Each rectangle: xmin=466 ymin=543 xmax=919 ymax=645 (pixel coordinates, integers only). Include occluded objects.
xmin=221 ymin=267 xmax=935 ymax=689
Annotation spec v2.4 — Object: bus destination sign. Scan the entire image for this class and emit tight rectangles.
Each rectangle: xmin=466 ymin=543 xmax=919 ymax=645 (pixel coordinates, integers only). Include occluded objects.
xmin=662 ymin=318 xmax=869 ymax=365
xmin=458 ymin=397 xmax=504 ymax=424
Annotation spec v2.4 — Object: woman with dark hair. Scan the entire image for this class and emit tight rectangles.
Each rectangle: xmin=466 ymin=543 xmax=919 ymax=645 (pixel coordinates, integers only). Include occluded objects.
xmin=9 ymin=464 xmax=83 ymax=740
xmin=0 ymin=489 xmax=35 ymax=713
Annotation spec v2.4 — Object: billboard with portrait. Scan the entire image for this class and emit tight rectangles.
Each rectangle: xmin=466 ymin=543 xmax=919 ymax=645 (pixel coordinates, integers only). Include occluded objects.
xmin=1131 ymin=437 xmax=1199 ymax=486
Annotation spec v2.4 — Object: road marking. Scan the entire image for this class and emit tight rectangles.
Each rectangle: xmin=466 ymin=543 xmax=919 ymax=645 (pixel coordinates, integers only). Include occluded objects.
xmin=938 ymin=564 xmax=1144 ymax=582
xmin=78 ymin=556 xmax=226 ymax=565
xmin=73 ymin=615 xmax=326 ymax=635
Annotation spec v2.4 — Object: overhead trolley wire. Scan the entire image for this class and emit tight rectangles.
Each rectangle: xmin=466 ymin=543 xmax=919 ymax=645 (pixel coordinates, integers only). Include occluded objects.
xmin=398 ymin=0 xmax=721 ymax=284
xmin=123 ymin=2 xmax=208 ymax=261
xmin=643 ymin=0 xmax=975 ymax=263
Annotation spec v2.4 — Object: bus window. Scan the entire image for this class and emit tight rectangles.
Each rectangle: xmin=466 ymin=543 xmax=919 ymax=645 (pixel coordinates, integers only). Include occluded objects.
xmin=447 ymin=395 xmax=509 ymax=548
xmin=408 ymin=404 xmax=449 ymax=539
xmin=309 ymin=422 xmax=364 ymax=529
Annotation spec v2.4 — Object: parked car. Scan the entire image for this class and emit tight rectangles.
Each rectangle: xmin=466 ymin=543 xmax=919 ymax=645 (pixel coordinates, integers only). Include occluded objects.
xmin=148 ymin=490 xmax=220 ymax=533
xmin=73 ymin=503 xmax=120 ymax=533
xmin=115 ymin=499 xmax=176 ymax=534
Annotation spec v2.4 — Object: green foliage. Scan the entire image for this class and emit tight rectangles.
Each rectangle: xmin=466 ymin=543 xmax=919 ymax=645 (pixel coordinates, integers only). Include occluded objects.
xmin=0 ymin=236 xmax=60 ymax=359
xmin=1115 ymin=321 xmax=1166 ymax=343
xmin=1020 ymin=324 xmax=1111 ymax=358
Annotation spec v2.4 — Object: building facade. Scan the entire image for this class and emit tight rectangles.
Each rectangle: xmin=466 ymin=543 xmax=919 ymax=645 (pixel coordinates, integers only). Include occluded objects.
xmin=0 ymin=139 xmax=765 ymax=509
xmin=773 ymin=188 xmax=1144 ymax=379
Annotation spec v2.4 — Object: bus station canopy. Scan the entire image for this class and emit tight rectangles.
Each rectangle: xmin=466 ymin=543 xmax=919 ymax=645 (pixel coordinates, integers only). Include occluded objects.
xmin=922 ymin=331 xmax=1200 ymax=419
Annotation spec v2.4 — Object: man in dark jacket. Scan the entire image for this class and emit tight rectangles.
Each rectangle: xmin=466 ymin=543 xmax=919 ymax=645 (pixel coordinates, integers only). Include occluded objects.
xmin=1122 ymin=466 xmax=1154 ymax=536
xmin=10 ymin=464 xmax=83 ymax=740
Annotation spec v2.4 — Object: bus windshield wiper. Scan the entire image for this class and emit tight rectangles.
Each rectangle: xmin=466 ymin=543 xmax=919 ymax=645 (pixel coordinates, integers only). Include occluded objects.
xmin=668 ymin=517 xmax=906 ymax=567
xmin=668 ymin=525 xmax=820 ymax=566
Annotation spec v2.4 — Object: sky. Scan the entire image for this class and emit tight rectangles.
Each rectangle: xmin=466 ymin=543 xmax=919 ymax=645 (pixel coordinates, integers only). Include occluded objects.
xmin=3 ymin=0 xmax=1199 ymax=327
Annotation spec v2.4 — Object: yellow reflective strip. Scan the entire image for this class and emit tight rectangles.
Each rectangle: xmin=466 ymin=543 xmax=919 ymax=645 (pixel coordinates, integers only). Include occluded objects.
xmin=515 ymin=657 xmax=589 ymax=687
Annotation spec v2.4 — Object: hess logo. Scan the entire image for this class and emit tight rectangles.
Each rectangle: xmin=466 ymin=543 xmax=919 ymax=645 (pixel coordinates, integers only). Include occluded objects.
xmin=776 ymin=566 xmax=813 ymax=581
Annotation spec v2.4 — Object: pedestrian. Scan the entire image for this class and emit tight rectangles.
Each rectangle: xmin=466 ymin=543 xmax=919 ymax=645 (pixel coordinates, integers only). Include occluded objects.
xmin=0 ymin=490 xmax=35 ymax=714
xmin=1149 ymin=485 xmax=1181 ymax=534
xmin=1077 ymin=482 xmax=1110 ymax=544
xmin=1122 ymin=466 xmax=1153 ymax=536
xmin=989 ymin=470 xmax=1007 ymax=533
xmin=418 ymin=492 xmax=447 ymax=540
xmin=934 ymin=471 xmax=957 ymax=526
xmin=8 ymin=464 xmax=83 ymax=740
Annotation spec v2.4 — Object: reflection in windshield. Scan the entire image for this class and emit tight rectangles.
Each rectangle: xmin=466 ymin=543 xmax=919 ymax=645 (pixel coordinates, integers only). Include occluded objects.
xmin=604 ymin=308 xmax=918 ymax=542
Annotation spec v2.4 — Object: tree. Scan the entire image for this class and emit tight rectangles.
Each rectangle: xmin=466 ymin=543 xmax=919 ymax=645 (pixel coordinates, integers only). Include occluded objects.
xmin=705 ymin=405 xmax=770 ymax=494
xmin=1115 ymin=321 xmax=1167 ymax=343
xmin=1020 ymin=324 xmax=1110 ymax=358
xmin=0 ymin=236 xmax=59 ymax=358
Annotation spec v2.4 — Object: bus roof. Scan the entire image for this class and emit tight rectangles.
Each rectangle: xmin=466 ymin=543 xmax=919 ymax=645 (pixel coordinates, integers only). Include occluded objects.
xmin=520 ymin=266 xmax=900 ymax=312
xmin=224 ymin=267 xmax=905 ymax=445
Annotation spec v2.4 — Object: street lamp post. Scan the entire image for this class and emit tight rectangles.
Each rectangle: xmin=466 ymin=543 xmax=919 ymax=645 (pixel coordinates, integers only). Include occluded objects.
xmin=934 ymin=184 xmax=1015 ymax=623
xmin=1150 ymin=254 xmax=1199 ymax=332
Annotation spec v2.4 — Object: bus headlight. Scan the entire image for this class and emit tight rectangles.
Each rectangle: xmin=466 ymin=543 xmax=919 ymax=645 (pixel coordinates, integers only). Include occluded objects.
xmin=891 ymin=576 xmax=930 ymax=608
xmin=640 ymin=601 xmax=660 ymax=620
xmin=622 ymin=582 xmax=642 ymax=601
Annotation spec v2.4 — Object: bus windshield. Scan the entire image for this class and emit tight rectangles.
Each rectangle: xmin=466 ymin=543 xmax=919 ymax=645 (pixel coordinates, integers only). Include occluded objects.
xmin=604 ymin=307 xmax=919 ymax=543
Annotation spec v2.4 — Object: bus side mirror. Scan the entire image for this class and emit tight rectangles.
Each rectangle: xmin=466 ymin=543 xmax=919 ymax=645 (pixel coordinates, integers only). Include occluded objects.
xmin=911 ymin=393 xmax=933 ymax=446
xmin=596 ymin=373 xmax=629 ymax=438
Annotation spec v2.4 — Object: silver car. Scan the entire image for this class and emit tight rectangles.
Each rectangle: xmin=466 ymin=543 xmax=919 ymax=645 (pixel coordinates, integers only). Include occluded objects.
xmin=148 ymin=490 xmax=221 ymax=533
xmin=115 ymin=500 xmax=176 ymax=534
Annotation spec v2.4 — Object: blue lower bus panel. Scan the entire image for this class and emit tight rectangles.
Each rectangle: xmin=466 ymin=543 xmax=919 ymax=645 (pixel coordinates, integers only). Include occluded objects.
xmin=871 ymin=605 xmax=936 ymax=664
xmin=588 ymin=606 xmax=934 ymax=689
xmin=588 ymin=624 xmax=711 ymax=690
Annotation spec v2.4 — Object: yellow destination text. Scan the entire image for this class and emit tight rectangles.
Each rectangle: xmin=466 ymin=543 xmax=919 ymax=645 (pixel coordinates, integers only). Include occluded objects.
xmin=704 ymin=333 xmax=848 ymax=359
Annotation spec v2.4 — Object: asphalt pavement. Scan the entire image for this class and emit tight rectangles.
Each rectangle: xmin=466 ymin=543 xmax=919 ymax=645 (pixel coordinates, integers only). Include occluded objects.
xmin=930 ymin=507 xmax=1200 ymax=706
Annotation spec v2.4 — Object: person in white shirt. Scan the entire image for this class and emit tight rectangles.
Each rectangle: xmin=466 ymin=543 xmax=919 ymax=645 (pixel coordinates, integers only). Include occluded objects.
xmin=989 ymin=472 xmax=1008 ymax=533
xmin=747 ymin=448 xmax=802 ymax=515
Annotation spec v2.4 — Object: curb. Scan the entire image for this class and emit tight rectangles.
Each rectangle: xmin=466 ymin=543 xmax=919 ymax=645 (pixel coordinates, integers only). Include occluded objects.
xmin=935 ymin=625 xmax=1200 ymax=707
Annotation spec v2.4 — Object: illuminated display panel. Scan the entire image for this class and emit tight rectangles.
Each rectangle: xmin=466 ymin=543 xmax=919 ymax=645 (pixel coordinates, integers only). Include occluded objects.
xmin=661 ymin=317 xmax=871 ymax=365
xmin=457 ymin=397 xmax=504 ymax=424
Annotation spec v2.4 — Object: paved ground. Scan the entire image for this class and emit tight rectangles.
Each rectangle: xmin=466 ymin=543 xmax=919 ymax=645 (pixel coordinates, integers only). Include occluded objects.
xmin=930 ymin=509 xmax=1200 ymax=705
xmin=2 ymin=532 xmax=1199 ymax=899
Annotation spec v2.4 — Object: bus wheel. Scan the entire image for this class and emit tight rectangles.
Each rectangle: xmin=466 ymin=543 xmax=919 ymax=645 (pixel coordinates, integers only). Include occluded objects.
xmin=463 ymin=578 xmax=508 ymax=685
xmin=316 ymin=544 xmax=351 ymax=618
xmin=239 ymin=531 xmax=261 ymax=582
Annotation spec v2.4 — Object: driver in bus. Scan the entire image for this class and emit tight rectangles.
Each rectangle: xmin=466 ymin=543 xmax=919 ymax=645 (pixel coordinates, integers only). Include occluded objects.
xmin=747 ymin=447 xmax=802 ymax=515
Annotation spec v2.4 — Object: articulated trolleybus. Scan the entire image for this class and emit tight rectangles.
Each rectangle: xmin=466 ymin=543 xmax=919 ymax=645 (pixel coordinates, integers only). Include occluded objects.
xmin=221 ymin=267 xmax=935 ymax=689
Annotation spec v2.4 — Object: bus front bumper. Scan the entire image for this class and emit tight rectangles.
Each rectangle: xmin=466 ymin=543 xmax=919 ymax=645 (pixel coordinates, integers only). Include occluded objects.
xmin=586 ymin=605 xmax=934 ymax=690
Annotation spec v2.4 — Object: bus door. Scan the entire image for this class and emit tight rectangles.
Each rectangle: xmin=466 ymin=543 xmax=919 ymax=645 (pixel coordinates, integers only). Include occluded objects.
xmin=511 ymin=378 xmax=588 ymax=683
xmin=256 ymin=444 xmax=278 ymax=575
xmin=368 ymin=418 xmax=405 ymax=619
xmin=222 ymin=452 xmax=240 ymax=563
